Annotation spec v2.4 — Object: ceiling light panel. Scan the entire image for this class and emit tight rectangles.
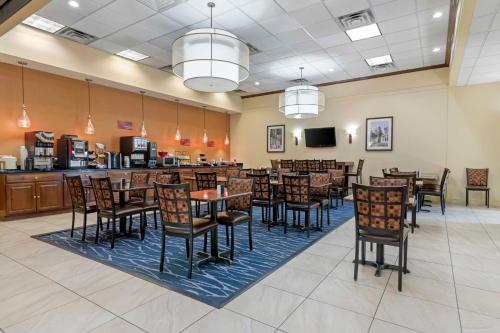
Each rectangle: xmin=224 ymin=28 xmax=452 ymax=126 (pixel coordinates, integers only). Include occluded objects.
xmin=345 ymin=23 xmax=381 ymax=41
xmin=366 ymin=54 xmax=393 ymax=66
xmin=116 ymin=49 xmax=149 ymax=61
xmin=22 ymin=14 xmax=65 ymax=33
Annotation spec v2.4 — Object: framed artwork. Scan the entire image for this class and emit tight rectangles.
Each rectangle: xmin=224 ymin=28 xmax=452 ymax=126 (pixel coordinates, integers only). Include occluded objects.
xmin=366 ymin=116 xmax=393 ymax=151
xmin=267 ymin=125 xmax=285 ymax=153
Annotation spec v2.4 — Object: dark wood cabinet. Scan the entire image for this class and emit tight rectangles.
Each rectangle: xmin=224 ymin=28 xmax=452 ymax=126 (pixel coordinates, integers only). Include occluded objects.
xmin=5 ymin=182 xmax=37 ymax=215
xmin=36 ymin=181 xmax=63 ymax=212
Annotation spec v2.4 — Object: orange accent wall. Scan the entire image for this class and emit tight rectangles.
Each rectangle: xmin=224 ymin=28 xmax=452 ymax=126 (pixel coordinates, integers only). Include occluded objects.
xmin=0 ymin=61 xmax=230 ymax=162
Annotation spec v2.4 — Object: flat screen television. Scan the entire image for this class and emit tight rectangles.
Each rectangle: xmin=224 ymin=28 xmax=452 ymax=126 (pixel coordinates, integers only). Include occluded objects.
xmin=304 ymin=127 xmax=336 ymax=147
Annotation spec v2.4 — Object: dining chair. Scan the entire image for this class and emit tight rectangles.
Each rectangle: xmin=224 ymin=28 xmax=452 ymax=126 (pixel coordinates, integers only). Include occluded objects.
xmin=353 ymin=183 xmax=409 ymax=291
xmin=310 ymin=172 xmax=331 ymax=226
xmin=250 ymin=173 xmax=284 ymax=231
xmin=155 ymin=182 xmax=217 ymax=278
xmin=226 ymin=167 xmax=241 ymax=179
xmin=466 ymin=168 xmax=490 ymax=207
xmin=195 ymin=172 xmax=217 ymax=217
xmin=307 ymin=159 xmax=321 ymax=171
xmin=251 ymin=168 xmax=268 ymax=175
xmin=294 ymin=160 xmax=309 ymax=173
xmin=345 ymin=159 xmax=364 ymax=189
xmin=280 ymin=159 xmax=294 ymax=170
xmin=217 ymin=177 xmax=254 ymax=260
xmin=270 ymin=159 xmax=281 ymax=171
xmin=327 ymin=169 xmax=346 ymax=207
xmin=418 ymin=168 xmax=451 ymax=214
xmin=282 ymin=174 xmax=320 ymax=237
xmin=320 ymin=159 xmax=336 ymax=170
xmin=90 ymin=177 xmax=145 ymax=249
xmin=384 ymin=172 xmax=418 ymax=233
xmin=128 ymin=172 xmax=159 ymax=231
xmin=239 ymin=168 xmax=251 ymax=177
xmin=128 ymin=172 xmax=149 ymax=204
xmin=65 ymin=175 xmax=97 ymax=241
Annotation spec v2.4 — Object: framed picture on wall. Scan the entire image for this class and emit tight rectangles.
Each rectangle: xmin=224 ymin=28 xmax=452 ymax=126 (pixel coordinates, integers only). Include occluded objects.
xmin=267 ymin=125 xmax=285 ymax=153
xmin=366 ymin=116 xmax=393 ymax=151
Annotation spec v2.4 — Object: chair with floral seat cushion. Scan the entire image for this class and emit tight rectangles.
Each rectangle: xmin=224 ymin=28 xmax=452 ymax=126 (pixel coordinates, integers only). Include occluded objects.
xmin=466 ymin=168 xmax=490 ymax=207
xmin=320 ymin=159 xmax=336 ymax=170
xmin=383 ymin=172 xmax=418 ymax=233
xmin=310 ymin=172 xmax=331 ymax=226
xmin=307 ymin=160 xmax=321 ymax=172
xmin=250 ymin=173 xmax=284 ymax=231
xmin=282 ymin=174 xmax=320 ymax=237
xmin=353 ymin=183 xmax=409 ymax=291
xmin=280 ymin=159 xmax=294 ymax=170
xmin=65 ymin=175 xmax=97 ymax=241
xmin=217 ymin=178 xmax=254 ymax=260
xmin=155 ymin=182 xmax=217 ymax=278
xmin=90 ymin=177 xmax=145 ymax=249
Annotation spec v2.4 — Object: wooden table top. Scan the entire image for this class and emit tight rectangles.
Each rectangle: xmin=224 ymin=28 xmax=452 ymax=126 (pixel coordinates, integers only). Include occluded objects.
xmin=183 ymin=176 xmax=228 ymax=183
xmin=84 ymin=182 xmax=153 ymax=192
xmin=269 ymin=180 xmax=331 ymax=188
xmin=190 ymin=189 xmax=251 ymax=202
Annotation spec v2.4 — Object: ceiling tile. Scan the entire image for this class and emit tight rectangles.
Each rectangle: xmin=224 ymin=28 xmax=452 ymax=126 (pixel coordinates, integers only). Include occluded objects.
xmin=161 ymin=3 xmax=207 ymax=26
xmin=324 ymin=70 xmax=351 ymax=81
xmin=275 ymin=28 xmax=312 ymax=45
xmin=88 ymin=39 xmax=125 ymax=53
xmin=288 ymin=3 xmax=332 ymax=26
xmin=323 ymin=0 xmax=371 ymax=17
xmin=353 ymin=35 xmax=387 ymax=51
xmin=415 ymin=0 xmax=450 ymax=11
xmin=37 ymin=0 xmax=114 ymax=26
xmin=378 ymin=14 xmax=418 ymax=34
xmin=369 ymin=0 xmax=394 ymax=6
xmin=388 ymin=39 xmax=421 ymax=53
xmin=264 ymin=46 xmax=297 ymax=59
xmin=476 ymin=54 xmax=500 ymax=66
xmin=333 ymin=52 xmax=364 ymax=65
xmin=148 ymin=28 xmax=189 ymax=48
xmin=465 ymin=32 xmax=487 ymax=48
xmin=484 ymin=30 xmax=500 ymax=45
xmin=469 ymin=14 xmax=495 ymax=34
xmin=418 ymin=5 xmax=450 ymax=26
xmin=304 ymin=19 xmax=341 ymax=39
xmin=248 ymin=36 xmax=285 ymax=52
xmin=134 ymin=42 xmax=171 ymax=57
xmin=233 ymin=24 xmax=271 ymax=43
xmin=490 ymin=12 xmax=500 ymax=30
xmin=139 ymin=56 xmax=171 ymax=68
xmin=213 ymin=8 xmax=254 ymax=30
xmin=383 ymin=28 xmax=419 ymax=44
xmin=315 ymin=33 xmax=351 ymax=48
xmin=463 ymin=45 xmax=482 ymax=59
xmin=420 ymin=33 xmax=447 ymax=48
xmin=419 ymin=21 xmax=448 ymax=38
xmin=391 ymin=49 xmax=422 ymax=62
xmin=480 ymin=43 xmax=500 ymax=57
xmin=310 ymin=58 xmax=340 ymax=74
xmin=187 ymin=0 xmax=235 ymax=15
xmin=298 ymin=50 xmax=331 ymax=62
xmin=359 ymin=46 xmax=390 ymax=58
xmin=326 ymin=43 xmax=358 ymax=56
xmin=289 ymin=40 xmax=322 ymax=53
xmin=372 ymin=0 xmax=416 ymax=22
xmin=275 ymin=0 xmax=321 ymax=12
xmin=250 ymin=52 xmax=273 ymax=64
xmin=473 ymin=0 xmax=500 ymax=17
xmin=260 ymin=14 xmax=301 ymax=34
xmin=239 ymin=0 xmax=285 ymax=22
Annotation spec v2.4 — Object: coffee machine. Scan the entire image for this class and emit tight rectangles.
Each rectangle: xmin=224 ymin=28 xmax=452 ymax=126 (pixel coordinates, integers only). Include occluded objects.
xmin=25 ymin=131 xmax=55 ymax=170
xmin=57 ymin=135 xmax=88 ymax=169
xmin=146 ymin=142 xmax=157 ymax=168
xmin=120 ymin=136 xmax=147 ymax=168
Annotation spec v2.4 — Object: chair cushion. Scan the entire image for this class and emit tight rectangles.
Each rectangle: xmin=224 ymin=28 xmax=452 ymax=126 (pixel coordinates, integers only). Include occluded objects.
xmin=253 ymin=198 xmax=283 ymax=206
xmin=287 ymin=202 xmax=320 ymax=210
xmin=165 ymin=217 xmax=217 ymax=235
xmin=217 ymin=211 xmax=251 ymax=225
xmin=114 ymin=205 xmax=144 ymax=216
xmin=311 ymin=197 xmax=329 ymax=206
xmin=359 ymin=229 xmax=409 ymax=243
xmin=466 ymin=186 xmax=489 ymax=190
xmin=132 ymin=200 xmax=158 ymax=210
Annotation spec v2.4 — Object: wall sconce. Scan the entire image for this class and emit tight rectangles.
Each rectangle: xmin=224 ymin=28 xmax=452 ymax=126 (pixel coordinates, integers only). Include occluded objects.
xmin=293 ymin=128 xmax=302 ymax=146
xmin=346 ymin=125 xmax=357 ymax=144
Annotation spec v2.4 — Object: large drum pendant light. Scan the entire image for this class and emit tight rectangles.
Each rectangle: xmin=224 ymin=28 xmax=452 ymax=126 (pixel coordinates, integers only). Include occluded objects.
xmin=171 ymin=2 xmax=250 ymax=93
xmin=279 ymin=67 xmax=325 ymax=119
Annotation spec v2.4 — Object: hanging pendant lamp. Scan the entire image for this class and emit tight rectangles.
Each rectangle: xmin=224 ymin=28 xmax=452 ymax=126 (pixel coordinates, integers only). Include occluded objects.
xmin=171 ymin=2 xmax=250 ymax=93
xmin=202 ymin=106 xmax=208 ymax=144
xmin=17 ymin=61 xmax=31 ymax=128
xmin=140 ymin=91 xmax=147 ymax=138
xmin=174 ymin=99 xmax=181 ymax=141
xmin=224 ymin=112 xmax=229 ymax=146
xmin=279 ymin=67 xmax=325 ymax=119
xmin=84 ymin=79 xmax=95 ymax=135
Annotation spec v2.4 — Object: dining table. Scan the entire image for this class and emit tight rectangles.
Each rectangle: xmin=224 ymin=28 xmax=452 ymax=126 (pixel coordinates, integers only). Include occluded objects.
xmin=190 ymin=188 xmax=252 ymax=266
xmin=84 ymin=180 xmax=154 ymax=235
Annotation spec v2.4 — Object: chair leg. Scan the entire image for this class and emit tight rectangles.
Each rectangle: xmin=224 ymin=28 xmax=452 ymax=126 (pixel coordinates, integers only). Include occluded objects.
xmin=320 ymin=206 xmax=323 ymax=229
xmin=100 ymin=217 xmax=103 ymax=231
xmin=267 ymin=206 xmax=271 ymax=231
xmin=361 ymin=241 xmax=366 ymax=264
xmin=159 ymin=230 xmax=166 ymax=272
xmin=487 ymin=190 xmax=490 ymax=208
xmin=284 ymin=206 xmax=288 ymax=234
xmin=140 ymin=212 xmax=145 ymax=240
xmin=248 ymin=218 xmax=253 ymax=251
xmin=354 ymin=236 xmax=359 ymax=281
xmin=404 ymin=237 xmax=408 ymax=274
xmin=440 ymin=194 xmax=445 ymax=215
xmin=70 ymin=210 xmax=75 ymax=238
xmin=153 ymin=210 xmax=158 ymax=229
xmin=106 ymin=218 xmax=110 ymax=230
xmin=398 ymin=241 xmax=403 ymax=292
xmin=411 ymin=207 xmax=415 ymax=233
xmin=95 ymin=216 xmax=100 ymax=244
xmin=261 ymin=207 xmax=264 ymax=222
xmin=370 ymin=242 xmax=373 ymax=252
xmin=316 ymin=208 xmax=319 ymax=231
xmin=230 ymin=225 xmax=235 ymax=260
xmin=306 ymin=211 xmax=310 ymax=238
xmin=185 ymin=238 xmax=190 ymax=258
xmin=188 ymin=237 xmax=194 ymax=279
xmin=327 ymin=204 xmax=330 ymax=226
xmin=111 ymin=218 xmax=116 ymax=249
xmin=128 ymin=216 xmax=133 ymax=234
xmin=203 ymin=233 xmax=208 ymax=253
xmin=226 ymin=224 xmax=230 ymax=246
xmin=466 ymin=189 xmax=469 ymax=206
xmin=82 ymin=212 xmax=88 ymax=241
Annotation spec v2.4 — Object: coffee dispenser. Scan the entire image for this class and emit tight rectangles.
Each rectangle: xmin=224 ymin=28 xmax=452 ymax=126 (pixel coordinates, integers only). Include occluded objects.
xmin=57 ymin=135 xmax=88 ymax=169
xmin=120 ymin=136 xmax=147 ymax=168
xmin=25 ymin=131 xmax=55 ymax=170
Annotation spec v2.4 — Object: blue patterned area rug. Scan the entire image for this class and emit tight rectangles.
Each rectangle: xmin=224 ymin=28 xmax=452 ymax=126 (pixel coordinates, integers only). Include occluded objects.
xmin=34 ymin=203 xmax=354 ymax=308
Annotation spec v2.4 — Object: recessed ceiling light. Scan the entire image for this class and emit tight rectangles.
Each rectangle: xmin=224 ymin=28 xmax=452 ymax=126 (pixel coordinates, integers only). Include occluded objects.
xmin=345 ymin=23 xmax=381 ymax=42
xmin=433 ymin=11 xmax=443 ymax=19
xmin=22 ymin=14 xmax=65 ymax=33
xmin=116 ymin=49 xmax=149 ymax=61
xmin=68 ymin=0 xmax=79 ymax=8
xmin=254 ymin=81 xmax=260 ymax=86
xmin=328 ymin=68 xmax=334 ymax=72
xmin=432 ymin=47 xmax=441 ymax=53
xmin=366 ymin=55 xmax=393 ymax=67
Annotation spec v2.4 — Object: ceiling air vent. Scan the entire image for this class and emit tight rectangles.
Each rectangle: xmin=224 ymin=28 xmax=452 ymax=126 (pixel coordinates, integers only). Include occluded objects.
xmin=337 ymin=9 xmax=375 ymax=30
xmin=55 ymin=27 xmax=97 ymax=45
xmin=160 ymin=65 xmax=173 ymax=73
xmin=371 ymin=63 xmax=396 ymax=72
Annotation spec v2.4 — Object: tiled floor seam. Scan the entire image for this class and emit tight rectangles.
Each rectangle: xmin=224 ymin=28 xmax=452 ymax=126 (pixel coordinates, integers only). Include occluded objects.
xmin=444 ymin=213 xmax=464 ymax=332
xmin=174 ymin=308 xmax=216 ymax=333
xmin=367 ymin=254 xmax=393 ymax=333
xmin=85 ymin=316 xmax=148 ymax=333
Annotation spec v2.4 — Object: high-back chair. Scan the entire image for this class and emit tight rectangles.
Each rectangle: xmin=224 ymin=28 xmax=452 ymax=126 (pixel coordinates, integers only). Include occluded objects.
xmin=239 ymin=168 xmax=251 ymax=178
xmin=310 ymin=172 xmax=331 ymax=226
xmin=155 ymin=182 xmax=217 ymax=278
xmin=129 ymin=172 xmax=150 ymax=203
xmin=251 ymin=168 xmax=268 ymax=175
xmin=226 ymin=167 xmax=241 ymax=179
xmin=250 ymin=173 xmax=284 ymax=231
xmin=195 ymin=171 xmax=217 ymax=216
xmin=294 ymin=160 xmax=309 ymax=172
xmin=156 ymin=173 xmax=173 ymax=184
xmin=282 ymin=174 xmax=320 ymax=236
xmin=307 ymin=160 xmax=321 ymax=171
xmin=65 ymin=175 xmax=97 ymax=241
xmin=328 ymin=169 xmax=346 ymax=207
xmin=466 ymin=168 xmax=490 ymax=207
xmin=419 ymin=168 xmax=451 ymax=214
xmin=320 ymin=159 xmax=336 ymax=170
xmin=217 ymin=178 xmax=254 ymax=260
xmin=280 ymin=159 xmax=294 ymax=170
xmin=353 ymin=183 xmax=409 ymax=291
xmin=345 ymin=159 xmax=365 ymax=188
xmin=90 ymin=177 xmax=144 ymax=248
xmin=336 ymin=161 xmax=346 ymax=172
xmin=270 ymin=159 xmax=281 ymax=171
xmin=385 ymin=171 xmax=418 ymax=232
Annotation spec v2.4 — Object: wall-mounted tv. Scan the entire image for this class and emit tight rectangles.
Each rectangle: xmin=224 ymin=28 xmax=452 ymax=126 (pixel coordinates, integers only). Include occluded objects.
xmin=304 ymin=127 xmax=336 ymax=147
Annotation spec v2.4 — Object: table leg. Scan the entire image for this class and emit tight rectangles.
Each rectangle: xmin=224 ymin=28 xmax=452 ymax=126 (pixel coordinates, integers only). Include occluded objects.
xmin=197 ymin=201 xmax=231 ymax=266
xmin=354 ymin=243 xmax=407 ymax=277
xmin=119 ymin=191 xmax=127 ymax=235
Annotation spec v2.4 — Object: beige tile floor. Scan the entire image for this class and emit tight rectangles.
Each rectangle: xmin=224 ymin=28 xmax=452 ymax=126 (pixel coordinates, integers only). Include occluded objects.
xmin=1 ymin=204 xmax=500 ymax=332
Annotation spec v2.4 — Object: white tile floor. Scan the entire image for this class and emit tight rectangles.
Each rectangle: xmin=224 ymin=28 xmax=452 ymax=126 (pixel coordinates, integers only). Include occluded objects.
xmin=1 ymin=204 xmax=500 ymax=332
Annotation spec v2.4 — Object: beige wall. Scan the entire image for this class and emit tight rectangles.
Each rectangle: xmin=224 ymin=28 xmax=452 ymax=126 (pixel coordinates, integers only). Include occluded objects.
xmin=231 ymin=68 xmax=500 ymax=207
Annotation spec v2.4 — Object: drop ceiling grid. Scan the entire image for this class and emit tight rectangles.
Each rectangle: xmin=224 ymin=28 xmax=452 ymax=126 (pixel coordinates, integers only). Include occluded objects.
xmin=32 ymin=0 xmax=450 ymax=94
xmin=457 ymin=0 xmax=500 ymax=86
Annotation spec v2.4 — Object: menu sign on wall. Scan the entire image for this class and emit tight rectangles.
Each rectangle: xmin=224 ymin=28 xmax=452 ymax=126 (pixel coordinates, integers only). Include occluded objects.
xmin=180 ymin=138 xmax=191 ymax=146
xmin=117 ymin=120 xmax=133 ymax=130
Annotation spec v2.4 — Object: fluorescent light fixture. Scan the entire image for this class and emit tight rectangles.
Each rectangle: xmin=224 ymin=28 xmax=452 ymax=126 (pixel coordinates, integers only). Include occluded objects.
xmin=22 ymin=14 xmax=64 ymax=33
xmin=254 ymin=81 xmax=260 ymax=86
xmin=432 ymin=47 xmax=441 ymax=53
xmin=433 ymin=11 xmax=443 ymax=19
xmin=366 ymin=55 xmax=393 ymax=66
xmin=345 ymin=23 xmax=381 ymax=41
xmin=116 ymin=49 xmax=149 ymax=61
xmin=68 ymin=0 xmax=79 ymax=8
